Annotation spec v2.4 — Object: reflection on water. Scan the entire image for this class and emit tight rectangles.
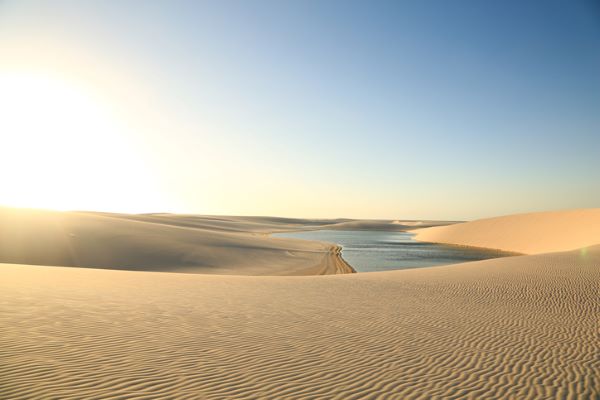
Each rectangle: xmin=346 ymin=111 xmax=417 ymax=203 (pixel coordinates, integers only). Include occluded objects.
xmin=274 ymin=230 xmax=514 ymax=272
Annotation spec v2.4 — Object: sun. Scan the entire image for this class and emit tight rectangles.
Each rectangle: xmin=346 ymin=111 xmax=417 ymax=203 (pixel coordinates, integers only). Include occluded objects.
xmin=0 ymin=71 xmax=169 ymax=213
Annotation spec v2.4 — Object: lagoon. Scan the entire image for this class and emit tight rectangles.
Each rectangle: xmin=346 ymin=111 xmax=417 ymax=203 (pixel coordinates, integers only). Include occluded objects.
xmin=274 ymin=230 xmax=514 ymax=272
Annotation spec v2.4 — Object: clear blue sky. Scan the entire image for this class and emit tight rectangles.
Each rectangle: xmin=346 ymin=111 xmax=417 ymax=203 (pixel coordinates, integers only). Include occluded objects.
xmin=1 ymin=0 xmax=599 ymax=219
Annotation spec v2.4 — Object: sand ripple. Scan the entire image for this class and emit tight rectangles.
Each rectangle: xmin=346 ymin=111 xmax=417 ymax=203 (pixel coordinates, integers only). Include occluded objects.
xmin=1 ymin=246 xmax=599 ymax=399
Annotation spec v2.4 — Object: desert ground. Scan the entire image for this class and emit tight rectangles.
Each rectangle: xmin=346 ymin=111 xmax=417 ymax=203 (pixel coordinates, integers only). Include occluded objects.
xmin=1 ymin=207 xmax=598 ymax=399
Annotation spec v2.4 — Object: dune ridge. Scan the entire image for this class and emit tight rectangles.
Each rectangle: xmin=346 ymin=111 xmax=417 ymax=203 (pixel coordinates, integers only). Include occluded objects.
xmin=414 ymin=208 xmax=600 ymax=254
xmin=1 ymin=245 xmax=599 ymax=399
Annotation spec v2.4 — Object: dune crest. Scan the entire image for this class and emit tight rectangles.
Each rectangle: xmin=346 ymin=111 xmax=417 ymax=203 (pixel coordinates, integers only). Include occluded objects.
xmin=414 ymin=208 xmax=600 ymax=254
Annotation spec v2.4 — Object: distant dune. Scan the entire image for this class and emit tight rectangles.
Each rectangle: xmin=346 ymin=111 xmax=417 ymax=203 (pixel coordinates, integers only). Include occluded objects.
xmin=414 ymin=208 xmax=600 ymax=254
xmin=0 ymin=207 xmax=449 ymax=275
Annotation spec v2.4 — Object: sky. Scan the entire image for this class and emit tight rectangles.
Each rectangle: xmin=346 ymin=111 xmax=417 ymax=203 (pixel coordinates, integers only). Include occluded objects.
xmin=0 ymin=0 xmax=599 ymax=220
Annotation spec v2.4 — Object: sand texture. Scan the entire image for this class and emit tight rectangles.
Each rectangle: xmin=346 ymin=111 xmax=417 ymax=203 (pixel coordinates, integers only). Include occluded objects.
xmin=414 ymin=208 xmax=600 ymax=254
xmin=1 ymin=246 xmax=599 ymax=399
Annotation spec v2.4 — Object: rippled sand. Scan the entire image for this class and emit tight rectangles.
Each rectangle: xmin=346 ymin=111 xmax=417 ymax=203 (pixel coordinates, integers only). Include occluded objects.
xmin=2 ymin=246 xmax=598 ymax=399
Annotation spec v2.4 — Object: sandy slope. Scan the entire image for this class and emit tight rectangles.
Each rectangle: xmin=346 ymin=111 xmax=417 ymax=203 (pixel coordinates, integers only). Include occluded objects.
xmin=0 ymin=207 xmax=358 ymax=275
xmin=0 ymin=207 xmax=452 ymax=275
xmin=78 ymin=212 xmax=450 ymax=234
xmin=1 ymin=246 xmax=598 ymax=399
xmin=414 ymin=208 xmax=600 ymax=254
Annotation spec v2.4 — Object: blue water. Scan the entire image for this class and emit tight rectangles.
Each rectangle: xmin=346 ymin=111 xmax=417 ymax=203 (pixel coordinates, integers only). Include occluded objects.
xmin=274 ymin=230 xmax=514 ymax=272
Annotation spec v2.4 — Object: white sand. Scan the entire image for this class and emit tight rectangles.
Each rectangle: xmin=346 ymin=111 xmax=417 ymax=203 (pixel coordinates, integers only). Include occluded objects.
xmin=414 ymin=208 xmax=600 ymax=254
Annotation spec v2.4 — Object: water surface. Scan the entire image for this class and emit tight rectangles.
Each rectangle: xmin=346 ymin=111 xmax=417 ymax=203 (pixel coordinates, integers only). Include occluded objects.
xmin=274 ymin=230 xmax=514 ymax=272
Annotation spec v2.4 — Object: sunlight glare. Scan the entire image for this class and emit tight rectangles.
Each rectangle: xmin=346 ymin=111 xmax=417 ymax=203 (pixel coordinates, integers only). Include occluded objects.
xmin=0 ymin=71 xmax=169 ymax=212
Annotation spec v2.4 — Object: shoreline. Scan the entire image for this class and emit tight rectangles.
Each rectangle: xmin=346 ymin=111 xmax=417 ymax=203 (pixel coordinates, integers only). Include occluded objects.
xmin=267 ymin=229 xmax=356 ymax=275
xmin=287 ymin=244 xmax=356 ymax=275
xmin=273 ymin=230 xmax=519 ymax=275
xmin=329 ymin=244 xmax=356 ymax=274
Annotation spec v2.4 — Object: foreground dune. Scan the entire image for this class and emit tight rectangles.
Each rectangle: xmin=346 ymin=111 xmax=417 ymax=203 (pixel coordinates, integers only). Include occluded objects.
xmin=414 ymin=208 xmax=600 ymax=254
xmin=1 ymin=246 xmax=598 ymax=399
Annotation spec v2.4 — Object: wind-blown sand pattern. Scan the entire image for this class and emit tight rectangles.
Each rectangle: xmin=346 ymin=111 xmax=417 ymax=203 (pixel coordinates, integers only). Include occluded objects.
xmin=1 ymin=208 xmax=599 ymax=399
xmin=1 ymin=247 xmax=599 ymax=399
xmin=414 ymin=208 xmax=600 ymax=254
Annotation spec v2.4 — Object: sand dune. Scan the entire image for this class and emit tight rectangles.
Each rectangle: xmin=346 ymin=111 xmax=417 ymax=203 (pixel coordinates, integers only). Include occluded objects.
xmin=0 ymin=207 xmax=453 ymax=275
xmin=78 ymin=212 xmax=449 ymax=234
xmin=414 ymin=208 xmax=600 ymax=254
xmin=0 ymin=207 xmax=356 ymax=275
xmin=79 ymin=212 xmax=356 ymax=233
xmin=1 ymin=246 xmax=598 ymax=399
